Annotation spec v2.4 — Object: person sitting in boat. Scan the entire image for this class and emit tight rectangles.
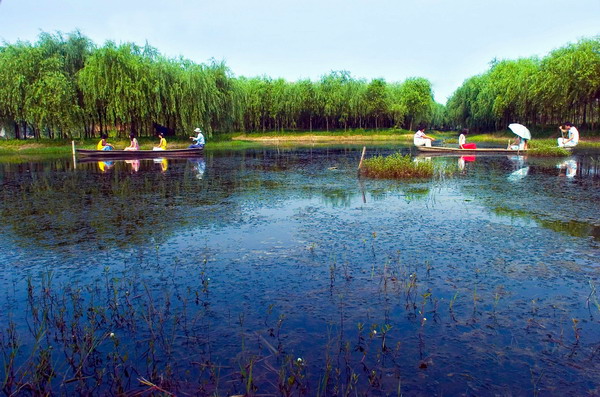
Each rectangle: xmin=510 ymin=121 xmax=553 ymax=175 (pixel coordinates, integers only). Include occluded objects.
xmin=124 ymin=132 xmax=140 ymax=151
xmin=508 ymin=136 xmax=528 ymax=150
xmin=458 ymin=128 xmax=477 ymax=149
xmin=413 ymin=125 xmax=435 ymax=147
xmin=189 ymin=127 xmax=205 ymax=149
xmin=557 ymin=122 xmax=579 ymax=148
xmin=97 ymin=133 xmax=114 ymax=151
xmin=153 ymin=132 xmax=167 ymax=151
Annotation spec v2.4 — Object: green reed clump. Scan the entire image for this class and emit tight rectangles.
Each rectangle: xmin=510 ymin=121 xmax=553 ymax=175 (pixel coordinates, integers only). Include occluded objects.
xmin=527 ymin=141 xmax=570 ymax=157
xmin=361 ymin=153 xmax=433 ymax=179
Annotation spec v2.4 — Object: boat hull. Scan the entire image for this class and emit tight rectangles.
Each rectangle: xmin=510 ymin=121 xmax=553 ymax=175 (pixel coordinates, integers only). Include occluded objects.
xmin=76 ymin=148 xmax=203 ymax=159
xmin=416 ymin=146 xmax=527 ymax=154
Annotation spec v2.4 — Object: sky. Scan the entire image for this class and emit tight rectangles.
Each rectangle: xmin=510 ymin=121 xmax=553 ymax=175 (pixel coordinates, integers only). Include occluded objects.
xmin=0 ymin=0 xmax=598 ymax=103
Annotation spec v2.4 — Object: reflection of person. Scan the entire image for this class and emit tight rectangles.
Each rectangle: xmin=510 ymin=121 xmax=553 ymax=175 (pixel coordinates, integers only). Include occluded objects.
xmin=159 ymin=158 xmax=168 ymax=172
xmin=189 ymin=128 xmax=205 ymax=149
xmin=458 ymin=128 xmax=477 ymax=149
xmin=124 ymin=132 xmax=139 ymax=151
xmin=153 ymin=132 xmax=167 ymax=151
xmin=557 ymin=159 xmax=577 ymax=178
xmin=413 ymin=125 xmax=435 ymax=147
xmin=98 ymin=161 xmax=113 ymax=172
xmin=125 ymin=159 xmax=140 ymax=172
xmin=508 ymin=136 xmax=528 ymax=150
xmin=193 ymin=158 xmax=206 ymax=179
xmin=557 ymin=122 xmax=579 ymax=148
xmin=97 ymin=133 xmax=114 ymax=151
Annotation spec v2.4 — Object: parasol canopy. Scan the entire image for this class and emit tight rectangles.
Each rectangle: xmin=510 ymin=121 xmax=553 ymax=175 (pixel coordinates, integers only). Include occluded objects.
xmin=508 ymin=123 xmax=531 ymax=140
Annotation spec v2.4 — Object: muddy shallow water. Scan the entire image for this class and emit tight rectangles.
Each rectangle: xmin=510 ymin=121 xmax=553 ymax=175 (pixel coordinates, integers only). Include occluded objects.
xmin=0 ymin=146 xmax=599 ymax=395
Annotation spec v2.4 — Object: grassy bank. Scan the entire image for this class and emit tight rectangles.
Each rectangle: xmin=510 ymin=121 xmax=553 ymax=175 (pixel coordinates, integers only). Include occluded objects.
xmin=1 ymin=129 xmax=599 ymax=155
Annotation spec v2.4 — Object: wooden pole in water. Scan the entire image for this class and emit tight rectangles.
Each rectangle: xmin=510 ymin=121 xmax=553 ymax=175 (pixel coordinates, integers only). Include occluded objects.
xmin=72 ymin=140 xmax=77 ymax=169
xmin=358 ymin=146 xmax=366 ymax=171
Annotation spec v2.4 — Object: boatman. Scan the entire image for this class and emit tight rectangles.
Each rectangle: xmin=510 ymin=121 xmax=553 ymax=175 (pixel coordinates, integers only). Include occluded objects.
xmin=189 ymin=127 xmax=205 ymax=149
xmin=557 ymin=122 xmax=579 ymax=148
xmin=413 ymin=125 xmax=435 ymax=147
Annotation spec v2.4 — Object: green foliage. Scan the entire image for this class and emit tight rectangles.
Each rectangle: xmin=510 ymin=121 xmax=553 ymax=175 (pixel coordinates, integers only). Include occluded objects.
xmin=361 ymin=153 xmax=434 ymax=179
xmin=0 ymin=32 xmax=439 ymax=140
xmin=447 ymin=37 xmax=600 ymax=132
xmin=527 ymin=141 xmax=571 ymax=157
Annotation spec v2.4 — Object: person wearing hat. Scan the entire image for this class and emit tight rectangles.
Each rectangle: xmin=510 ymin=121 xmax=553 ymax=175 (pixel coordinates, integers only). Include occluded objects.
xmin=189 ymin=127 xmax=205 ymax=149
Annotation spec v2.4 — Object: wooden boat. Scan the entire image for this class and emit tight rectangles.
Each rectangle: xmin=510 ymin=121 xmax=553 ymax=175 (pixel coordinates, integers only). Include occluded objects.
xmin=416 ymin=146 xmax=527 ymax=154
xmin=76 ymin=148 xmax=203 ymax=159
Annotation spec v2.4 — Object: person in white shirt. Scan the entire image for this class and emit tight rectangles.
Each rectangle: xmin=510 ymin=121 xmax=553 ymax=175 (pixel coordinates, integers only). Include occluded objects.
xmin=557 ymin=122 xmax=579 ymax=148
xmin=413 ymin=126 xmax=435 ymax=147
xmin=458 ymin=128 xmax=477 ymax=149
xmin=189 ymin=127 xmax=205 ymax=149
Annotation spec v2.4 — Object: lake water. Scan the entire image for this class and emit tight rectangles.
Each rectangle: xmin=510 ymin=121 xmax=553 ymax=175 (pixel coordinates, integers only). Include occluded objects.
xmin=1 ymin=146 xmax=599 ymax=395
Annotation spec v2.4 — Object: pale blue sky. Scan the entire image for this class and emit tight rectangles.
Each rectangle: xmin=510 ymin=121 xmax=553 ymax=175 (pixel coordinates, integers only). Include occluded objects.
xmin=0 ymin=0 xmax=598 ymax=103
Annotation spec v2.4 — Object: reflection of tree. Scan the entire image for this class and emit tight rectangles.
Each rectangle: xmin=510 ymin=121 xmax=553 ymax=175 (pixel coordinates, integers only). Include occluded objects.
xmin=320 ymin=188 xmax=355 ymax=208
xmin=493 ymin=206 xmax=600 ymax=241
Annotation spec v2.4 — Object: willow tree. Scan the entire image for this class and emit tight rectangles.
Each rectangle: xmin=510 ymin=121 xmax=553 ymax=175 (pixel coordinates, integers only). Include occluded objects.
xmin=536 ymin=38 xmax=600 ymax=128
xmin=296 ymin=79 xmax=318 ymax=131
xmin=447 ymin=37 xmax=600 ymax=131
xmin=364 ymin=78 xmax=388 ymax=129
xmin=398 ymin=77 xmax=434 ymax=130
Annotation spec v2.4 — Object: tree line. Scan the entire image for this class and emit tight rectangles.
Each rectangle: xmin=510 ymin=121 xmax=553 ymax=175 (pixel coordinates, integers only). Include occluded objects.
xmin=0 ymin=31 xmax=434 ymax=139
xmin=0 ymin=32 xmax=597 ymax=139
xmin=446 ymin=37 xmax=600 ymax=132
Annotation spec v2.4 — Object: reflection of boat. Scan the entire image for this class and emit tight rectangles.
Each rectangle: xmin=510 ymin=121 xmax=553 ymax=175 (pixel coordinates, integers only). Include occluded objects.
xmin=417 ymin=146 xmax=527 ymax=154
xmin=76 ymin=148 xmax=203 ymax=159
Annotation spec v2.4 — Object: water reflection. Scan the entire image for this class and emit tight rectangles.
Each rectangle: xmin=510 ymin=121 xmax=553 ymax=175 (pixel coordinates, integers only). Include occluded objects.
xmin=97 ymin=160 xmax=114 ymax=172
xmin=124 ymin=159 xmax=140 ymax=172
xmin=457 ymin=155 xmax=475 ymax=171
xmin=0 ymin=147 xmax=599 ymax=396
xmin=556 ymin=158 xmax=577 ymax=178
xmin=188 ymin=157 xmax=206 ymax=179
xmin=153 ymin=157 xmax=168 ymax=172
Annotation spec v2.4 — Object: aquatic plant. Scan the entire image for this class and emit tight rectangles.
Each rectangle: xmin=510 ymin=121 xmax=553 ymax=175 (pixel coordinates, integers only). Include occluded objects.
xmin=360 ymin=153 xmax=434 ymax=179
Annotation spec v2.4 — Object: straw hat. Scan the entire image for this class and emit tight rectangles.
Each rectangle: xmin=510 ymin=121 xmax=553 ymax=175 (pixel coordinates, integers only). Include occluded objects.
xmin=194 ymin=128 xmax=202 ymax=133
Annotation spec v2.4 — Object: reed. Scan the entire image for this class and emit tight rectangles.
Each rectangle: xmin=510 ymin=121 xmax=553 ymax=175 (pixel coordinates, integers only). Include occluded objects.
xmin=361 ymin=153 xmax=434 ymax=179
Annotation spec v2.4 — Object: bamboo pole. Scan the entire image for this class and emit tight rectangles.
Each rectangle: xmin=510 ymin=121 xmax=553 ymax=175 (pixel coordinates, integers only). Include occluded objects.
xmin=358 ymin=146 xmax=366 ymax=170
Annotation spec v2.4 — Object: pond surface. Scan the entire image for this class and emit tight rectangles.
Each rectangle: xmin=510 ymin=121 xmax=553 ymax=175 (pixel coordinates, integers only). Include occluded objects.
xmin=1 ymin=146 xmax=599 ymax=396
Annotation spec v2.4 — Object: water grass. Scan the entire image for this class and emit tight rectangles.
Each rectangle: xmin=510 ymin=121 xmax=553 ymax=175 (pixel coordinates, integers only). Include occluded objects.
xmin=527 ymin=141 xmax=571 ymax=157
xmin=360 ymin=153 xmax=434 ymax=179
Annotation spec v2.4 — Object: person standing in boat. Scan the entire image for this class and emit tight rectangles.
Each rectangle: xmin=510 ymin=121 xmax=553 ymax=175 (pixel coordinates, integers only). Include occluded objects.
xmin=124 ymin=132 xmax=140 ymax=151
xmin=97 ymin=133 xmax=114 ymax=151
xmin=557 ymin=122 xmax=579 ymax=148
xmin=153 ymin=132 xmax=167 ymax=151
xmin=189 ymin=127 xmax=205 ymax=149
xmin=413 ymin=125 xmax=435 ymax=147
xmin=458 ymin=128 xmax=477 ymax=149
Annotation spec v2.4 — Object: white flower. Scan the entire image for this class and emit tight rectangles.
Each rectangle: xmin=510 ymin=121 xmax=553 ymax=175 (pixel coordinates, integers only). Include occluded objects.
xmin=109 ymin=332 xmax=115 ymax=338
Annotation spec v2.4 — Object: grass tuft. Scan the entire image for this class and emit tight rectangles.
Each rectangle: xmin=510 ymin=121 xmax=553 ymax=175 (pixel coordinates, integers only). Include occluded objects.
xmin=527 ymin=141 xmax=571 ymax=157
xmin=360 ymin=153 xmax=434 ymax=179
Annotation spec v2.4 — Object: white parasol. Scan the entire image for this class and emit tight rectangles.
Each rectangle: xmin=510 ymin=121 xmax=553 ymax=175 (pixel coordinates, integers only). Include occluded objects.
xmin=508 ymin=123 xmax=531 ymax=140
